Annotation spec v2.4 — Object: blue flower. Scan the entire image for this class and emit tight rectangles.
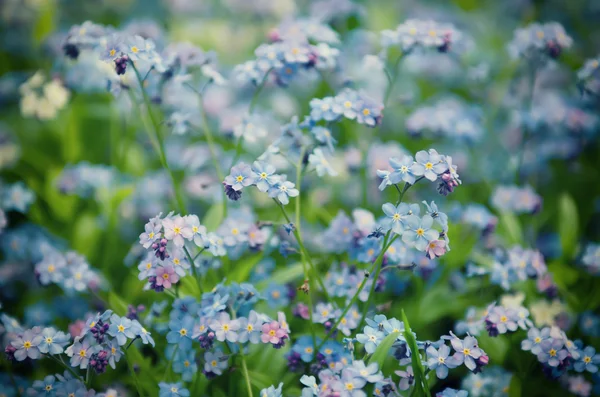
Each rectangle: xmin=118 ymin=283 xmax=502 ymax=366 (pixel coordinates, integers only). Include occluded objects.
xmin=437 ymin=388 xmax=469 ymax=397
xmin=402 ymin=214 xmax=439 ymax=251
xmin=30 ymin=375 xmax=57 ymax=396
xmin=300 ymin=375 xmax=319 ymax=396
xmin=209 ymin=312 xmax=240 ymax=343
xmin=166 ymin=315 xmax=194 ymax=349
xmin=335 ymin=89 xmax=360 ymax=120
xmin=259 ymin=382 xmax=284 ymax=397
xmin=448 ymin=333 xmax=483 ymax=371
xmin=3 ymin=182 xmax=35 ymax=213
xmin=172 ymin=349 xmax=198 ymax=382
xmin=264 ymin=283 xmax=290 ymax=309
xmin=238 ymin=310 xmax=263 ymax=344
xmin=100 ymin=33 xmax=125 ymax=61
xmin=574 ymin=346 xmax=599 ymax=373
xmin=309 ymin=148 xmax=338 ymax=177
xmin=521 ymin=327 xmax=550 ymax=355
xmin=388 ymin=155 xmax=416 ymax=185
xmin=206 ymin=233 xmax=226 ymax=256
xmin=252 ymin=161 xmax=278 ymax=192
xmin=349 ymin=360 xmax=383 ymax=383
xmin=204 ymin=349 xmax=229 ymax=376
xmin=255 ymin=43 xmax=284 ymax=71
xmin=376 ymin=170 xmax=392 ymax=191
xmin=381 ymin=202 xmax=418 ymax=235
xmin=158 ymin=382 xmax=190 ymax=397
xmin=312 ymin=126 xmax=337 ymax=153
xmin=108 ymin=315 xmax=135 ymax=346
xmin=38 ymin=327 xmax=70 ymax=355
xmin=10 ymin=328 xmax=42 ymax=361
xmin=310 ymin=96 xmax=341 ymax=122
xmin=268 ymin=180 xmax=299 ymax=205
xmin=68 ymin=336 xmax=99 ymax=369
xmin=426 ymin=344 xmax=457 ymax=379
xmin=292 ymin=335 xmax=319 ymax=362
xmin=340 ymin=368 xmax=367 ymax=396
xmin=225 ymin=162 xmax=254 ymax=191
xmin=411 ymin=149 xmax=448 ymax=182
xmin=355 ymin=97 xmax=383 ymax=127
xmin=356 ymin=326 xmax=384 ymax=354
xmin=132 ymin=319 xmax=155 ymax=347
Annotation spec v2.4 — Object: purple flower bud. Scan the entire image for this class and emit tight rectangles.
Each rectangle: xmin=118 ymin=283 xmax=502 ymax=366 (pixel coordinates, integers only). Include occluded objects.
xmin=114 ymin=55 xmax=129 ymax=75
xmin=4 ymin=344 xmax=16 ymax=361
xmin=224 ymin=183 xmax=242 ymax=201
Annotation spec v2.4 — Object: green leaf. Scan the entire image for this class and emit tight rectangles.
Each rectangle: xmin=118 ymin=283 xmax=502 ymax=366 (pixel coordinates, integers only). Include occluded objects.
xmin=203 ymin=203 xmax=224 ymax=231
xmin=230 ymin=253 xmax=263 ymax=283
xmin=248 ymin=370 xmax=274 ymax=391
xmin=497 ymin=212 xmax=523 ymax=245
xmin=509 ymin=375 xmax=522 ymax=397
xmin=71 ymin=212 xmax=101 ymax=259
xmin=368 ymin=331 xmax=400 ymax=368
xmin=558 ymin=193 xmax=579 ymax=260
xmin=401 ymin=310 xmax=431 ymax=397
xmin=108 ymin=291 xmax=128 ymax=316
xmin=179 ymin=275 xmax=201 ymax=298
xmin=257 ymin=262 xmax=304 ymax=290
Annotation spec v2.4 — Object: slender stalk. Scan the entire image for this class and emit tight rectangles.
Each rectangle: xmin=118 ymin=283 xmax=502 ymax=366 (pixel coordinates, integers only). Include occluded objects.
xmin=130 ymin=62 xmax=186 ymax=213
xmin=184 ymin=83 xmax=228 ymax=219
xmin=239 ymin=349 xmax=254 ymax=397
xmin=315 ymin=231 xmax=395 ymax=351
xmin=515 ymin=65 xmax=537 ymax=184
xmin=184 ymin=246 xmax=203 ymax=294
xmin=162 ymin=345 xmax=179 ymax=382
xmin=384 ymin=53 xmax=405 ymax=106
xmin=274 ymin=199 xmax=330 ymax=301
xmin=48 ymin=355 xmax=83 ymax=382
xmin=124 ymin=353 xmax=144 ymax=397
xmin=85 ymin=366 xmax=90 ymax=387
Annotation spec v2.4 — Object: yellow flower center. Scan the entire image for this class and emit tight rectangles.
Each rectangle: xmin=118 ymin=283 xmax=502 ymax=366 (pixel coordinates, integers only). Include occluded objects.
xmin=269 ymin=330 xmax=276 ymax=337
xmin=236 ymin=175 xmax=244 ymax=182
xmin=184 ymin=360 xmax=190 ymax=367
xmin=438 ymin=357 xmax=445 ymax=363
xmin=79 ymin=349 xmax=86 ymax=357
xmin=305 ymin=347 xmax=313 ymax=353
xmin=173 ymin=258 xmax=180 ymax=265
xmin=247 ymin=325 xmax=253 ymax=331
xmin=549 ymin=349 xmax=557 ymax=357
xmin=344 ymin=101 xmax=352 ymax=108
xmin=367 ymin=248 xmax=375 ymax=256
xmin=211 ymin=360 xmax=217 ymax=367
xmin=131 ymin=46 xmax=139 ymax=53
xmin=584 ymin=356 xmax=591 ymax=363
xmin=48 ymin=264 xmax=55 ymax=272
xmin=392 ymin=213 xmax=401 ymax=221
xmin=409 ymin=27 xmax=417 ymax=35
xmin=173 ymin=226 xmax=181 ymax=234
xmin=222 ymin=324 xmax=230 ymax=331
xmin=416 ymin=228 xmax=425 ymax=236
xmin=428 ymin=30 xmax=437 ymax=37
xmin=500 ymin=316 xmax=508 ymax=322
xmin=23 ymin=341 xmax=32 ymax=349
xmin=232 ymin=228 xmax=239 ymax=235
xmin=118 ymin=325 xmax=125 ymax=332
xmin=146 ymin=263 xmax=152 ymax=269
xmin=162 ymin=273 xmax=169 ymax=280
xmin=463 ymin=348 xmax=470 ymax=355
xmin=362 ymin=108 xmax=370 ymax=116
xmin=292 ymin=48 xmax=300 ymax=55
xmin=192 ymin=226 xmax=198 ymax=233
xmin=260 ymin=172 xmax=267 ymax=179
xmin=345 ymin=383 xmax=354 ymax=391
xmin=179 ymin=328 xmax=187 ymax=336
xmin=149 ymin=232 xmax=154 ymax=238
xmin=45 ymin=385 xmax=52 ymax=391
xmin=46 ymin=337 xmax=53 ymax=344
xmin=425 ymin=162 xmax=433 ymax=170
xmin=536 ymin=30 xmax=544 ymax=39
xmin=534 ymin=337 xmax=541 ymax=343
xmin=171 ymin=387 xmax=178 ymax=393
xmin=272 ymin=290 xmax=280 ymax=298
xmin=111 ymin=347 xmax=116 ymax=354
xmin=109 ymin=49 xmax=116 ymax=57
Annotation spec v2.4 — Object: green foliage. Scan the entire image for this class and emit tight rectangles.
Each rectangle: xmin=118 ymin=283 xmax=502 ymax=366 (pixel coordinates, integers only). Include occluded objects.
xmin=401 ymin=310 xmax=431 ymax=397
xmin=558 ymin=192 xmax=579 ymax=260
xmin=368 ymin=331 xmax=400 ymax=368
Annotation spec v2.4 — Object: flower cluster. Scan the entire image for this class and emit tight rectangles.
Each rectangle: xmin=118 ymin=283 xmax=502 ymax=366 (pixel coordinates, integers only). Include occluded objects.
xmin=581 ymin=243 xmax=600 ymax=275
xmin=508 ymin=22 xmax=573 ymax=61
xmin=377 ymin=149 xmax=461 ymax=196
xmin=234 ymin=19 xmax=340 ymax=86
xmin=491 ymin=185 xmax=542 ymax=214
xmin=1 ymin=181 xmax=35 ymax=214
xmin=381 ymin=19 xmax=463 ymax=53
xmin=308 ymin=88 xmax=383 ymax=128
xmin=406 ymin=98 xmax=483 ymax=142
xmin=522 ymin=326 xmax=599 ymax=379
xmin=35 ymin=247 xmax=102 ymax=294
xmin=19 ymin=71 xmax=70 ymax=120
xmin=223 ymin=161 xmax=299 ymax=204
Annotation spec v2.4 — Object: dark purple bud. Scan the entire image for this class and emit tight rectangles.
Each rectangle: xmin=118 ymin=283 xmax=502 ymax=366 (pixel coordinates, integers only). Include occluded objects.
xmin=63 ymin=43 xmax=80 ymax=59
xmin=4 ymin=345 xmax=16 ymax=361
xmin=115 ymin=55 xmax=129 ymax=75
xmin=224 ymin=183 xmax=242 ymax=201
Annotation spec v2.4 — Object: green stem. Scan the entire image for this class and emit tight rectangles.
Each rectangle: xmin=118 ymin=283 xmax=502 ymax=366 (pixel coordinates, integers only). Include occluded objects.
xmin=274 ymin=199 xmax=330 ymax=301
xmin=316 ymin=231 xmax=394 ymax=352
xmin=124 ymin=353 xmax=144 ymax=397
xmin=184 ymin=246 xmax=203 ymax=294
xmin=48 ymin=355 xmax=83 ymax=382
xmin=130 ymin=62 xmax=186 ymax=213
xmin=184 ymin=83 xmax=228 ymax=219
xmin=384 ymin=53 xmax=404 ymax=106
xmin=516 ymin=65 xmax=537 ymax=185
xmin=239 ymin=352 xmax=254 ymax=397
xmin=163 ymin=345 xmax=179 ymax=382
